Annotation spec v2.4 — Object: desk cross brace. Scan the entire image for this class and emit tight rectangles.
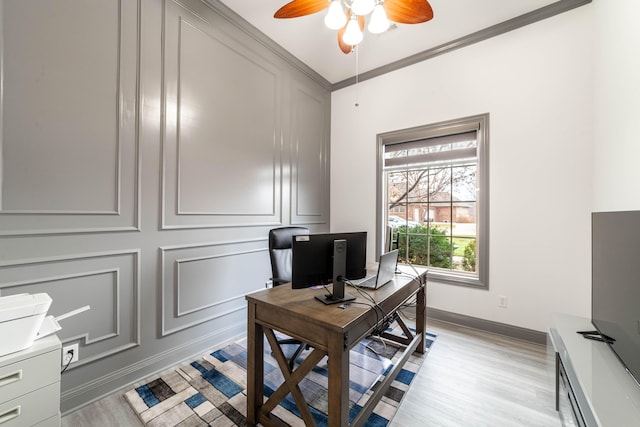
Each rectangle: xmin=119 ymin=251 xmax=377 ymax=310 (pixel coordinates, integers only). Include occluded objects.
xmin=351 ymin=333 xmax=422 ymax=427
xmin=262 ymin=328 xmax=325 ymax=426
xmin=260 ymin=317 xmax=421 ymax=427
xmin=349 ymin=315 xmax=421 ymax=427
xmin=379 ymin=314 xmax=414 ymax=347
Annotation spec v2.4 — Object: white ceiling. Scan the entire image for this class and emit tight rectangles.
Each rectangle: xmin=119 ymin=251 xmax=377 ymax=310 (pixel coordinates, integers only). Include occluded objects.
xmin=218 ymin=0 xmax=558 ymax=84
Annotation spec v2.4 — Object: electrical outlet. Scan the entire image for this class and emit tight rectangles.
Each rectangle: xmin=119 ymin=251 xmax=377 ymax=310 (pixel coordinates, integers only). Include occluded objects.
xmin=62 ymin=343 xmax=79 ymax=367
xmin=499 ymin=295 xmax=508 ymax=308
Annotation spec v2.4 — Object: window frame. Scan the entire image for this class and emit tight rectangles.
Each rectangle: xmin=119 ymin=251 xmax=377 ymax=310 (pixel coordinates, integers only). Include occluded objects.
xmin=376 ymin=113 xmax=490 ymax=289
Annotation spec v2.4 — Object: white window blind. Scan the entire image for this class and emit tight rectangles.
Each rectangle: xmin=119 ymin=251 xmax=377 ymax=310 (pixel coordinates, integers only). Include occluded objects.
xmin=384 ymin=130 xmax=477 ymax=169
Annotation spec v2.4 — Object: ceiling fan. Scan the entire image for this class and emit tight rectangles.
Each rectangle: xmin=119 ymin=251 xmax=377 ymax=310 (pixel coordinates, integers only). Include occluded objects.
xmin=274 ymin=0 xmax=433 ymax=54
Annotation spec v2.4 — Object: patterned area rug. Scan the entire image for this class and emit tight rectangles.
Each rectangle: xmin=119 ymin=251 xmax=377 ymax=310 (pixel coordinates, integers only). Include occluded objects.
xmin=125 ymin=328 xmax=435 ymax=426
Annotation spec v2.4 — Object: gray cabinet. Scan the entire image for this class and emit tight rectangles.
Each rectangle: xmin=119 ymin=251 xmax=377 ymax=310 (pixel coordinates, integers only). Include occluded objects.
xmin=550 ymin=313 xmax=640 ymax=426
xmin=0 ymin=335 xmax=61 ymax=426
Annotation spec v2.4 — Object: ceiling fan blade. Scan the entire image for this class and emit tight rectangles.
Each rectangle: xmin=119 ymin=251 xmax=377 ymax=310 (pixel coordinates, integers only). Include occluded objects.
xmin=274 ymin=0 xmax=330 ymax=19
xmin=384 ymin=0 xmax=434 ymax=24
xmin=337 ymin=27 xmax=352 ymax=54
xmin=337 ymin=11 xmax=365 ymax=54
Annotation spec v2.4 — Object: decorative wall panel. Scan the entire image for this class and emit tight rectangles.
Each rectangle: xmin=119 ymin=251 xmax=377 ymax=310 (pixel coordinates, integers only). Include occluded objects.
xmin=0 ymin=0 xmax=331 ymax=412
xmin=160 ymin=239 xmax=269 ymax=336
xmin=0 ymin=0 xmax=140 ymax=235
xmin=0 ymin=250 xmax=140 ymax=368
xmin=162 ymin=0 xmax=282 ymax=229
xmin=290 ymin=82 xmax=329 ymax=225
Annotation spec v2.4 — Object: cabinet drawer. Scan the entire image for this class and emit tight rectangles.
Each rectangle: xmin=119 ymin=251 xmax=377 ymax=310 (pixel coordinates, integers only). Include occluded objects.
xmin=0 ymin=349 xmax=59 ymax=402
xmin=0 ymin=382 xmax=60 ymax=427
xmin=33 ymin=413 xmax=61 ymax=427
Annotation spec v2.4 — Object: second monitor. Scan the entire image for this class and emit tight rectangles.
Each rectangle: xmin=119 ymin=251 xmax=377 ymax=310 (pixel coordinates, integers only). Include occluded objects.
xmin=291 ymin=231 xmax=367 ymax=303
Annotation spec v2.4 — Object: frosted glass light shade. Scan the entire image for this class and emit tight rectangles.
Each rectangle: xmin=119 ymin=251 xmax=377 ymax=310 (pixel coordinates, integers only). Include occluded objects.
xmin=350 ymin=0 xmax=375 ymax=16
xmin=324 ymin=1 xmax=346 ymax=30
xmin=368 ymin=4 xmax=389 ymax=34
xmin=343 ymin=17 xmax=363 ymax=45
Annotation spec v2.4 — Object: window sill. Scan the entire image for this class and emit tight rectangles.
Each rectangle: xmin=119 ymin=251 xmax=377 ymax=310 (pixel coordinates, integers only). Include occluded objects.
xmin=426 ymin=270 xmax=488 ymax=289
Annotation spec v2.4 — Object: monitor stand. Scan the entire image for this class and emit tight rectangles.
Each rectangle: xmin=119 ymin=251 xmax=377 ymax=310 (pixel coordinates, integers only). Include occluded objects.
xmin=315 ymin=292 xmax=355 ymax=305
xmin=316 ymin=239 xmax=356 ymax=305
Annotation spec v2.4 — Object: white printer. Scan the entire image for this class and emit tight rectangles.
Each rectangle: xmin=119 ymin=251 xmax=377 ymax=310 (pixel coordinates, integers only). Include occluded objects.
xmin=0 ymin=293 xmax=52 ymax=357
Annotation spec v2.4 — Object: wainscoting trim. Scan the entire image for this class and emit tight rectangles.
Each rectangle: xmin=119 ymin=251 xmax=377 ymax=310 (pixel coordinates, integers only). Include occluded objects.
xmin=60 ymin=316 xmax=245 ymax=414
xmin=160 ymin=238 xmax=269 ymax=336
xmin=428 ymin=307 xmax=548 ymax=345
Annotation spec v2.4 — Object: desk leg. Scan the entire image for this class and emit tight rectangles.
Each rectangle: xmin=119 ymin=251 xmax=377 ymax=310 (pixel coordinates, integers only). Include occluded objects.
xmin=327 ymin=332 xmax=349 ymax=427
xmin=415 ymin=285 xmax=426 ymax=354
xmin=246 ymin=303 xmax=263 ymax=425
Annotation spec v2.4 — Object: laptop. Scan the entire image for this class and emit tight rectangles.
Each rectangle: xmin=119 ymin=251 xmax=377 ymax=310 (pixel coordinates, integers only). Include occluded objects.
xmin=349 ymin=249 xmax=399 ymax=289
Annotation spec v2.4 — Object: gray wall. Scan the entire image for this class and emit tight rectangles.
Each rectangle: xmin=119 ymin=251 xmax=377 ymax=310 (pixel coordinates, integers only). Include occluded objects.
xmin=0 ymin=0 xmax=331 ymax=413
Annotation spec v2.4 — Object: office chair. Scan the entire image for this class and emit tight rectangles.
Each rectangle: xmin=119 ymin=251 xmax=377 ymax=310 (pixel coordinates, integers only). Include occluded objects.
xmin=268 ymin=226 xmax=310 ymax=370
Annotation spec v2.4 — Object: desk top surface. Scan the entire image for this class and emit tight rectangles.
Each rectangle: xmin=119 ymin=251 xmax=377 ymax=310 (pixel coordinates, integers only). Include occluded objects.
xmin=246 ymin=264 xmax=426 ymax=332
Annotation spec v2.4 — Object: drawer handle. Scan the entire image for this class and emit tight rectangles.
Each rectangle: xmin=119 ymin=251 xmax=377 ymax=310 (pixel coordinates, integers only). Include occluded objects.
xmin=0 ymin=406 xmax=21 ymax=425
xmin=0 ymin=370 xmax=22 ymax=388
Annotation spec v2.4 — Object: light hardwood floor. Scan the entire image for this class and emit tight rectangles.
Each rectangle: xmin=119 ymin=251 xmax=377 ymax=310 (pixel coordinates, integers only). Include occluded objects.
xmin=390 ymin=318 xmax=562 ymax=427
xmin=62 ymin=318 xmax=562 ymax=426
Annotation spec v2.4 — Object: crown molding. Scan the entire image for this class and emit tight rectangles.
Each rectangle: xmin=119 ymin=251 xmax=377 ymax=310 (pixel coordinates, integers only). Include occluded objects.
xmin=332 ymin=0 xmax=592 ymax=90
xmin=200 ymin=0 xmax=591 ymax=92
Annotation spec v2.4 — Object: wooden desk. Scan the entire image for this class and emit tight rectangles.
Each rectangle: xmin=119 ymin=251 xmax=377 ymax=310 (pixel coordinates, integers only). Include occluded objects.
xmin=246 ymin=265 xmax=426 ymax=427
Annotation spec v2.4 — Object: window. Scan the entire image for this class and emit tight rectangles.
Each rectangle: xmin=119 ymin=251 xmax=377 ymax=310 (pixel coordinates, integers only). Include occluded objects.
xmin=376 ymin=114 xmax=489 ymax=288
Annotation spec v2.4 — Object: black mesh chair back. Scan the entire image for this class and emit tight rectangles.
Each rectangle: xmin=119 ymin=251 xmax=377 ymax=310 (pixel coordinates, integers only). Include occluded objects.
xmin=267 ymin=226 xmax=310 ymax=370
xmin=269 ymin=226 xmax=309 ymax=287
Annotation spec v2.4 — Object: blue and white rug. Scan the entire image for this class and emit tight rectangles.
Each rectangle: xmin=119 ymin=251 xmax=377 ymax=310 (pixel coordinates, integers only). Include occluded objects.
xmin=125 ymin=328 xmax=435 ymax=426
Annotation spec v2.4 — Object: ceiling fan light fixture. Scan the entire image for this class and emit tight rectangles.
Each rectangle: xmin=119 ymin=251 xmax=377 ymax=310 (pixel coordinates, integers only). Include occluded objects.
xmin=324 ymin=0 xmax=347 ymax=30
xmin=350 ymin=0 xmax=375 ymax=16
xmin=343 ymin=15 xmax=364 ymax=46
xmin=368 ymin=3 xmax=390 ymax=34
xmin=273 ymin=0 xmax=434 ymax=54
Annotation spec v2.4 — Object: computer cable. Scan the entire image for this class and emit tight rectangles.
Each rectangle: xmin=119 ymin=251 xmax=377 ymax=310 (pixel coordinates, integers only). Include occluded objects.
xmin=396 ymin=268 xmax=427 ymax=288
xmin=399 ymin=295 xmax=418 ymax=311
xmin=345 ymin=294 xmax=384 ymax=339
xmin=345 ymin=279 xmax=387 ymax=322
xmin=349 ymin=301 xmax=381 ymax=328
xmin=348 ymin=279 xmax=384 ymax=316
xmin=320 ymin=281 xmax=333 ymax=299
xmin=349 ymin=284 xmax=398 ymax=340
xmin=61 ymin=348 xmax=74 ymax=374
xmin=344 ymin=278 xmax=396 ymax=343
xmin=397 ymin=257 xmax=428 ymax=288
xmin=387 ymin=262 xmax=426 ymax=329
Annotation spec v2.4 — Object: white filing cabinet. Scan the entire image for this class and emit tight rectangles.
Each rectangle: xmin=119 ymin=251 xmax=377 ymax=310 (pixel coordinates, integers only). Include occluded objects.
xmin=0 ymin=335 xmax=61 ymax=427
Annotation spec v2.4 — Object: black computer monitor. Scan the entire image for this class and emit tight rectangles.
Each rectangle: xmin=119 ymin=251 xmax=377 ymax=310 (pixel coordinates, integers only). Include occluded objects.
xmin=291 ymin=232 xmax=367 ymax=303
